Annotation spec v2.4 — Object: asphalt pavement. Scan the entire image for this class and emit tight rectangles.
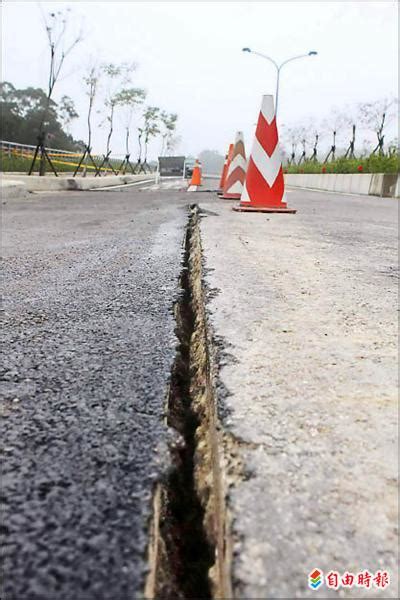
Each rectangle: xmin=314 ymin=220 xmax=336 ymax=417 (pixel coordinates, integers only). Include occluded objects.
xmin=1 ymin=187 xmax=188 ymax=599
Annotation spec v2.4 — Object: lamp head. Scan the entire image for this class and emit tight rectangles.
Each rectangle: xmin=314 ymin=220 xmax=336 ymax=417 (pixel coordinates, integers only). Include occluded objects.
xmin=309 ymin=50 xmax=318 ymax=56
xmin=242 ymin=47 xmax=251 ymax=53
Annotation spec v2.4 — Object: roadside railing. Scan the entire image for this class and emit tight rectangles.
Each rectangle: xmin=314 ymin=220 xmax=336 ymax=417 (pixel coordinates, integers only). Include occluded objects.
xmin=1 ymin=140 xmax=78 ymax=158
xmin=0 ymin=140 xmax=155 ymax=176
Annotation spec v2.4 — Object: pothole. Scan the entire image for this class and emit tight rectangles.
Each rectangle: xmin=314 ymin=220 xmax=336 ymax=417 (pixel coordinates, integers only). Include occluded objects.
xmin=145 ymin=205 xmax=232 ymax=599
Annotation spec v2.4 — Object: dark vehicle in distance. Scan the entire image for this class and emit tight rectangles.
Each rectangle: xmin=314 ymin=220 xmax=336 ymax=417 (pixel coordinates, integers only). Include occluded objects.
xmin=184 ymin=158 xmax=196 ymax=178
xmin=158 ymin=156 xmax=185 ymax=177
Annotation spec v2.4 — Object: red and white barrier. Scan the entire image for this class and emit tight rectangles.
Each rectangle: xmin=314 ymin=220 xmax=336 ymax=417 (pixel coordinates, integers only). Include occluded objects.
xmin=234 ymin=95 xmax=296 ymax=213
xmin=221 ymin=131 xmax=247 ymax=199
xmin=217 ymin=143 xmax=234 ymax=194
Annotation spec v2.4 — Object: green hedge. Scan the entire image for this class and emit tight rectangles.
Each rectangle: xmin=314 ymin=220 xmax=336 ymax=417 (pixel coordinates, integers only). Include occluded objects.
xmin=285 ymin=154 xmax=399 ymax=175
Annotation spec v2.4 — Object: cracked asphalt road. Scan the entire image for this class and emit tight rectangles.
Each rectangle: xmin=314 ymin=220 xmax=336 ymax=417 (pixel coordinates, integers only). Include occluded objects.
xmin=1 ymin=187 xmax=189 ymax=600
xmin=1 ymin=182 xmax=398 ymax=599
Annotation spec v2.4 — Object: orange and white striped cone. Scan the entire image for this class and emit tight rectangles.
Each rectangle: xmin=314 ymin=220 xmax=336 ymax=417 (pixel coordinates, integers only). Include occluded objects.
xmin=187 ymin=159 xmax=202 ymax=192
xmin=233 ymin=95 xmax=296 ymax=213
xmin=217 ymin=143 xmax=234 ymax=194
xmin=220 ymin=132 xmax=247 ymax=199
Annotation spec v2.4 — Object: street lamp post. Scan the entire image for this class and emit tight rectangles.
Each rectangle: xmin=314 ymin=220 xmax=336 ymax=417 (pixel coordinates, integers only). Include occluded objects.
xmin=242 ymin=48 xmax=317 ymax=116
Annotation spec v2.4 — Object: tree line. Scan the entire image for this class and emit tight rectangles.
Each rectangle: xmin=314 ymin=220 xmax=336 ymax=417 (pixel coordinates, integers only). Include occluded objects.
xmin=281 ymin=97 xmax=398 ymax=165
xmin=0 ymin=7 xmax=179 ymax=174
xmin=1 ymin=81 xmax=82 ymax=150
xmin=83 ymin=62 xmax=178 ymax=172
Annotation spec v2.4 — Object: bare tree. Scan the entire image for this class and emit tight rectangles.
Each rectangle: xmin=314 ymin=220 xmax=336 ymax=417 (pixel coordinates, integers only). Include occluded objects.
xmin=296 ymin=127 xmax=309 ymax=164
xmin=144 ymin=108 xmax=160 ymax=162
xmin=280 ymin=98 xmax=398 ymax=166
xmin=73 ymin=64 xmax=100 ymax=176
xmin=343 ymin=124 xmax=356 ymax=159
xmin=159 ymin=112 xmax=178 ymax=156
xmin=308 ymin=126 xmax=319 ymax=162
xmin=137 ymin=126 xmax=145 ymax=166
xmin=280 ymin=125 xmax=303 ymax=165
xmin=114 ymin=87 xmax=146 ymax=173
xmin=135 ymin=106 xmax=160 ymax=172
xmin=301 ymin=116 xmax=322 ymax=163
xmin=29 ymin=7 xmax=83 ymax=175
xmin=358 ymin=97 xmax=398 ymax=156
xmin=84 ymin=65 xmax=99 ymax=153
xmin=321 ymin=108 xmax=352 ymax=162
xmin=323 ymin=128 xmax=337 ymax=162
xmin=98 ymin=62 xmax=136 ymax=174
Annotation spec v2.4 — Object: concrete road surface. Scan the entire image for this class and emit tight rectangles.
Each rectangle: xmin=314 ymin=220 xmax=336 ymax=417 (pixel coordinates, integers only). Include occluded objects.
xmin=1 ymin=182 xmax=398 ymax=599
xmin=199 ymin=188 xmax=398 ymax=599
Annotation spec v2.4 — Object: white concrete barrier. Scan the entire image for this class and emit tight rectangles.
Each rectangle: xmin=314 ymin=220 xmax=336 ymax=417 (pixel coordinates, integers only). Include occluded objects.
xmin=285 ymin=173 xmax=399 ymax=198
xmin=351 ymin=174 xmax=372 ymax=195
xmin=0 ymin=173 xmax=155 ymax=192
xmin=1 ymin=178 xmax=29 ymax=199
xmin=366 ymin=174 xmax=381 ymax=196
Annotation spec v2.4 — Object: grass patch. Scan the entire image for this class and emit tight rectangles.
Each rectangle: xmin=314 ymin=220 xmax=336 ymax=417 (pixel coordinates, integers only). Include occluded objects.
xmin=0 ymin=151 xmax=122 ymax=174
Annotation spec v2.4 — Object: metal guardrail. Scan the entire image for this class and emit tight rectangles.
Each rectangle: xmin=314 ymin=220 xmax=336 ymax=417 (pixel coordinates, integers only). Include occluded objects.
xmin=0 ymin=140 xmax=118 ymax=169
xmin=1 ymin=140 xmax=126 ymax=164
xmin=1 ymin=140 xmax=156 ymax=176
xmin=1 ymin=140 xmax=78 ymax=157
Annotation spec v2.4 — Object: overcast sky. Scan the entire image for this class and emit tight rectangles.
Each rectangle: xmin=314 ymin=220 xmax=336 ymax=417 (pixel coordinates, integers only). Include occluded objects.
xmin=2 ymin=1 xmax=398 ymax=159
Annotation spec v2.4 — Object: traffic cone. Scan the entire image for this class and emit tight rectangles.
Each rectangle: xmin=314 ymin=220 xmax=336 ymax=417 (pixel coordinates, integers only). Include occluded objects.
xmin=233 ymin=95 xmax=296 ymax=213
xmin=220 ymin=132 xmax=247 ymax=199
xmin=217 ymin=143 xmax=234 ymax=194
xmin=187 ymin=159 xmax=202 ymax=192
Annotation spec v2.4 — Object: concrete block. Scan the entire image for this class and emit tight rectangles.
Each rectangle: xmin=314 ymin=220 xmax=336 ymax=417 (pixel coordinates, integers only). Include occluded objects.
xmin=324 ymin=174 xmax=336 ymax=191
xmin=0 ymin=173 xmax=154 ymax=192
xmin=368 ymin=173 xmax=399 ymax=198
xmin=1 ymin=178 xmax=29 ymax=199
xmin=381 ymin=173 xmax=399 ymax=198
xmin=334 ymin=173 xmax=345 ymax=192
xmin=350 ymin=173 xmax=372 ymax=195
xmin=304 ymin=174 xmax=312 ymax=188
xmin=369 ymin=173 xmax=384 ymax=196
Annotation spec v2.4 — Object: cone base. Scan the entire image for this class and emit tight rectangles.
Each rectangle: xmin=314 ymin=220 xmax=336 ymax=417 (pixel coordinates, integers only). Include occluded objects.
xmin=233 ymin=205 xmax=296 ymax=213
xmin=220 ymin=193 xmax=241 ymax=200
